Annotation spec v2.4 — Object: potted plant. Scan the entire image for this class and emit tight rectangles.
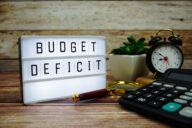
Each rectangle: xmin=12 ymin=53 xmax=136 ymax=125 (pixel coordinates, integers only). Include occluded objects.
xmin=109 ymin=36 xmax=149 ymax=81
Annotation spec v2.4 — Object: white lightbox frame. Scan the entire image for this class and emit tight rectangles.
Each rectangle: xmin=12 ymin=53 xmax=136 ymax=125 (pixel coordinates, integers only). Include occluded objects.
xmin=19 ymin=36 xmax=106 ymax=104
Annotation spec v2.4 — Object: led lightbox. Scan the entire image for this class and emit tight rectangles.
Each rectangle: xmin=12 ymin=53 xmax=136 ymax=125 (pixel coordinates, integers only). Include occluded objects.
xmin=20 ymin=36 xmax=106 ymax=104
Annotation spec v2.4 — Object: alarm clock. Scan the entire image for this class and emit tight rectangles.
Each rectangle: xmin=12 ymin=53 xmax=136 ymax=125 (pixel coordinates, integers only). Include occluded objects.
xmin=146 ymin=29 xmax=184 ymax=76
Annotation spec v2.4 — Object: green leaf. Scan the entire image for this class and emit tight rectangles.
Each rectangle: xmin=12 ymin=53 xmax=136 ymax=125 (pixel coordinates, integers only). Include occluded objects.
xmin=127 ymin=37 xmax=137 ymax=44
xmin=141 ymin=42 xmax=147 ymax=46
xmin=120 ymin=47 xmax=126 ymax=54
xmin=111 ymin=36 xmax=148 ymax=55
xmin=111 ymin=48 xmax=122 ymax=54
xmin=136 ymin=47 xmax=144 ymax=54
xmin=125 ymin=47 xmax=130 ymax=53
xmin=111 ymin=49 xmax=118 ymax=54
xmin=137 ymin=38 xmax=145 ymax=44
xmin=123 ymin=42 xmax=130 ymax=46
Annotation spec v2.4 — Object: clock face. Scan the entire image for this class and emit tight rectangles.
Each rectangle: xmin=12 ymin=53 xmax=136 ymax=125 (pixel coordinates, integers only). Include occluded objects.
xmin=147 ymin=43 xmax=183 ymax=75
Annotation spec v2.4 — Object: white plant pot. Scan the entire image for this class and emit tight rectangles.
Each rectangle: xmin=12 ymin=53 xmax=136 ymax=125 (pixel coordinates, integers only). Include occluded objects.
xmin=109 ymin=54 xmax=149 ymax=81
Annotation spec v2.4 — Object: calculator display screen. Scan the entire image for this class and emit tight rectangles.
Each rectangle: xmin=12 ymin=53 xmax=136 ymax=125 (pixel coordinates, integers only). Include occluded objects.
xmin=168 ymin=73 xmax=192 ymax=82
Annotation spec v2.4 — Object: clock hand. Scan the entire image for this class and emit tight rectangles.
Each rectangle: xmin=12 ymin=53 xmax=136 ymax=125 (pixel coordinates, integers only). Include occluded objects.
xmin=158 ymin=52 xmax=165 ymax=57
xmin=159 ymin=58 xmax=163 ymax=61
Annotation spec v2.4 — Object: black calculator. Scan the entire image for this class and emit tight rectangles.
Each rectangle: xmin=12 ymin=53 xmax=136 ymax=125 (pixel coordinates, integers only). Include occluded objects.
xmin=119 ymin=69 xmax=192 ymax=128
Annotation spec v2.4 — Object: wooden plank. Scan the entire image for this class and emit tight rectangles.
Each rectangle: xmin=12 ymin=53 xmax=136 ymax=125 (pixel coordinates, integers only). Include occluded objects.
xmin=0 ymin=0 xmax=184 ymax=1
xmin=0 ymin=87 xmax=21 ymax=103
xmin=1 ymin=30 xmax=192 ymax=59
xmin=0 ymin=57 xmax=191 ymax=102
xmin=0 ymin=1 xmax=191 ymax=30
xmin=0 ymin=71 xmax=21 ymax=103
xmin=1 ymin=59 xmax=192 ymax=103
xmin=0 ymin=104 xmax=172 ymax=128
xmin=0 ymin=60 xmax=20 ymax=71
xmin=1 ymin=0 xmax=190 ymax=1
xmin=0 ymin=71 xmax=20 ymax=87
xmin=1 ymin=58 xmax=192 ymax=71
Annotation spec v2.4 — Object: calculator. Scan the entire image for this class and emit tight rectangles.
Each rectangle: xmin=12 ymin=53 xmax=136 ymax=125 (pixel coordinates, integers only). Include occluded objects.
xmin=119 ymin=69 xmax=192 ymax=128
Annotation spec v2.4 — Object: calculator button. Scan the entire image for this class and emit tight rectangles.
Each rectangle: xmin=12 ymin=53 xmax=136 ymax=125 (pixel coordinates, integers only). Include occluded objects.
xmin=191 ymin=103 xmax=192 ymax=106
xmin=190 ymin=89 xmax=192 ymax=92
xmin=162 ymin=102 xmax=182 ymax=112
xmin=148 ymin=101 xmax=163 ymax=108
xmin=156 ymin=97 xmax=169 ymax=102
xmin=152 ymin=82 xmax=162 ymax=86
xmin=163 ymin=93 xmax=176 ymax=98
xmin=180 ymin=95 xmax=192 ymax=101
xmin=170 ymin=89 xmax=183 ymax=95
xmin=174 ymin=98 xmax=188 ymax=104
xmin=143 ymin=93 xmax=155 ymax=99
xmin=123 ymin=94 xmax=136 ymax=100
xmin=176 ymin=86 xmax=187 ymax=91
xmin=140 ymin=88 xmax=151 ymax=92
xmin=135 ymin=97 xmax=148 ymax=104
xmin=163 ymin=84 xmax=174 ymax=88
xmin=185 ymin=92 xmax=192 ymax=97
xmin=179 ymin=107 xmax=192 ymax=118
xmin=151 ymin=90 xmax=161 ymax=95
xmin=133 ymin=91 xmax=143 ymax=96
xmin=158 ymin=87 xmax=169 ymax=92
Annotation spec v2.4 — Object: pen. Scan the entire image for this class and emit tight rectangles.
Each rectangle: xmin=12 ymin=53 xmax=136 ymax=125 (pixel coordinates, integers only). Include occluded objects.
xmin=73 ymin=81 xmax=143 ymax=102
xmin=73 ymin=89 xmax=112 ymax=102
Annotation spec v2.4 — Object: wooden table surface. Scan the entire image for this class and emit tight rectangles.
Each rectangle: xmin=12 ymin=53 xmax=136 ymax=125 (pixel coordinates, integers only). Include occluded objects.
xmin=0 ymin=71 xmax=173 ymax=128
